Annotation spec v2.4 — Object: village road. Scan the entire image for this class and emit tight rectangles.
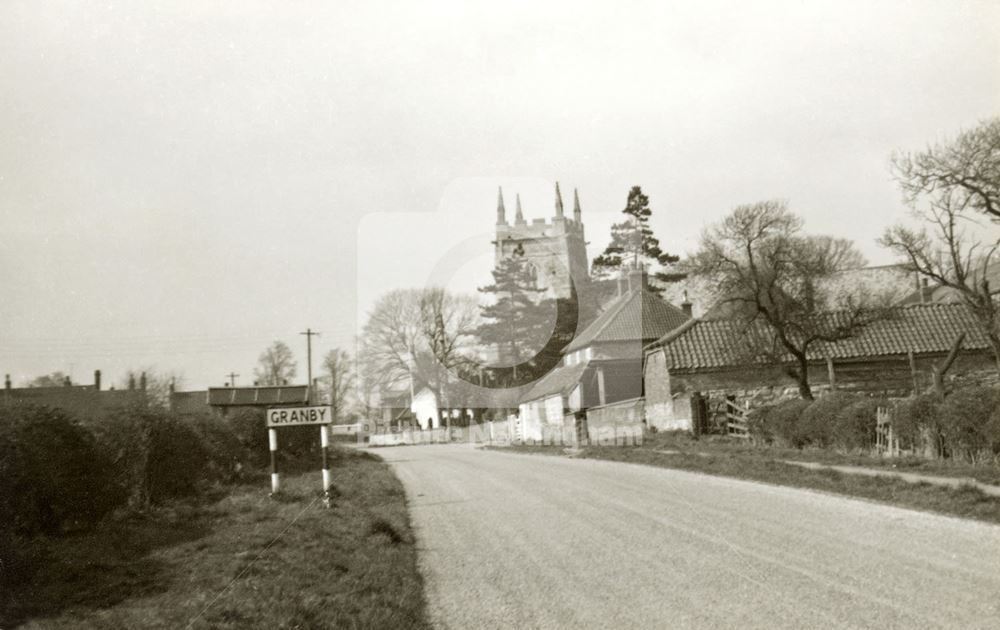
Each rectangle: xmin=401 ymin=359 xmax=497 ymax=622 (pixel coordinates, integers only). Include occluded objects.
xmin=374 ymin=443 xmax=1000 ymax=630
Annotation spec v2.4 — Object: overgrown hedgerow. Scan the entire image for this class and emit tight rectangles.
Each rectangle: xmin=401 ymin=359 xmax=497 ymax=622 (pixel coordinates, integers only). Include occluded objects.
xmin=936 ymin=386 xmax=1000 ymax=463
xmin=0 ymin=404 xmax=121 ymax=536
xmin=833 ymin=396 xmax=884 ymax=452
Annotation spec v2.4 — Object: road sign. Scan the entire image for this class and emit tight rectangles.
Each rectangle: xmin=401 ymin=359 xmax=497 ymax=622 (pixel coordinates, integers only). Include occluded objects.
xmin=267 ymin=405 xmax=333 ymax=427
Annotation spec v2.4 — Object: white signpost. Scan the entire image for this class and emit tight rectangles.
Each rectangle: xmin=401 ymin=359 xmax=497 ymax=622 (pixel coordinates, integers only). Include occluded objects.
xmin=266 ymin=405 xmax=333 ymax=504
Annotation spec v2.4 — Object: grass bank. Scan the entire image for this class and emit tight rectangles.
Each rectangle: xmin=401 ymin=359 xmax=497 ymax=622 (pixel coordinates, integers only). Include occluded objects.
xmin=491 ymin=434 xmax=1000 ymax=525
xmin=643 ymin=431 xmax=1000 ymax=485
xmin=1 ymin=447 xmax=430 ymax=629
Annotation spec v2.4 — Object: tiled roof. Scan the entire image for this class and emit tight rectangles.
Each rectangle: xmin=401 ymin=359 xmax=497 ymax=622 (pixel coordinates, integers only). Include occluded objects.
xmin=207 ymin=385 xmax=309 ymax=406
xmin=649 ymin=303 xmax=991 ymax=371
xmin=565 ymin=287 xmax=690 ymax=352
xmin=522 ymin=361 xmax=590 ymax=403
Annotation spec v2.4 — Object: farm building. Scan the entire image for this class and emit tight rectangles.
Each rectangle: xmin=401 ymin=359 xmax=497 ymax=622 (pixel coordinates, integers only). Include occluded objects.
xmin=170 ymin=384 xmax=310 ymax=417
xmin=643 ymin=302 xmax=998 ymax=432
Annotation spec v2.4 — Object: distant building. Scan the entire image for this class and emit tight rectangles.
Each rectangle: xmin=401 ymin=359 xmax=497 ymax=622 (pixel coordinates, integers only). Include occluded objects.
xmin=170 ymin=385 xmax=310 ymax=417
xmin=2 ymin=369 xmax=145 ymax=421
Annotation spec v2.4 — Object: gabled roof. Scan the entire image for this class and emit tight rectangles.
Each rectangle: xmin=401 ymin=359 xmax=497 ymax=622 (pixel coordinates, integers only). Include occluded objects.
xmin=648 ymin=303 xmax=991 ymax=371
xmin=565 ymin=286 xmax=690 ymax=352
xmin=521 ymin=361 xmax=590 ymax=403
xmin=207 ymin=385 xmax=309 ymax=406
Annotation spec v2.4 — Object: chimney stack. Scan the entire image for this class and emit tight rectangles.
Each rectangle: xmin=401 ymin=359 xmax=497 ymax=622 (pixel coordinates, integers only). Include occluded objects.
xmin=63 ymin=376 xmax=71 ymax=387
xmin=616 ymin=273 xmax=625 ymax=297
xmin=627 ymin=267 xmax=647 ymax=292
xmin=681 ymin=290 xmax=693 ymax=317
xmin=128 ymin=374 xmax=136 ymax=390
xmin=94 ymin=369 xmax=101 ymax=391
xmin=140 ymin=372 xmax=147 ymax=391
xmin=4 ymin=374 xmax=10 ymax=390
xmin=920 ymin=278 xmax=932 ymax=304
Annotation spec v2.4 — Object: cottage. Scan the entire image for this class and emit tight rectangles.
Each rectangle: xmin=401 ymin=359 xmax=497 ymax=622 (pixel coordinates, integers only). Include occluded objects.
xmin=643 ymin=302 xmax=998 ymax=432
xmin=517 ymin=269 xmax=690 ymax=442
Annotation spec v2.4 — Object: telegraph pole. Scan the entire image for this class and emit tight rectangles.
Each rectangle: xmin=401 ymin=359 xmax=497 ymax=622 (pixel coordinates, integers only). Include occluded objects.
xmin=226 ymin=372 xmax=239 ymax=387
xmin=300 ymin=328 xmax=320 ymax=403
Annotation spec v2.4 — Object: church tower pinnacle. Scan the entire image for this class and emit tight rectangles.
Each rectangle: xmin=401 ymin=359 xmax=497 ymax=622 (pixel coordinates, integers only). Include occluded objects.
xmin=515 ymin=193 xmax=526 ymax=225
xmin=573 ymin=188 xmax=582 ymax=222
xmin=496 ymin=187 xmax=507 ymax=225
xmin=554 ymin=182 xmax=564 ymax=219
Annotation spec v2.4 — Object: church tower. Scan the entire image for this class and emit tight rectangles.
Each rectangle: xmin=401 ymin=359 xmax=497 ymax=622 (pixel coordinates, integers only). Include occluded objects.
xmin=494 ymin=183 xmax=590 ymax=301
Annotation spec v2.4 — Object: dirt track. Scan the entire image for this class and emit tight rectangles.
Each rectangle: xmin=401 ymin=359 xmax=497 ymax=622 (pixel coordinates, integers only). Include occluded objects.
xmin=375 ymin=444 xmax=1000 ymax=630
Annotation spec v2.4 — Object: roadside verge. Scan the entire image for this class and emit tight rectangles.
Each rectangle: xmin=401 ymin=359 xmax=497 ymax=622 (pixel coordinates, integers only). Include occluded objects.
xmin=485 ymin=443 xmax=1000 ymax=525
xmin=1 ymin=447 xmax=432 ymax=629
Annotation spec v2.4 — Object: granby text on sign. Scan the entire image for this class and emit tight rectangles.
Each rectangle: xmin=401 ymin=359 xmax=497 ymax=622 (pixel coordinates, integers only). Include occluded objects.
xmin=267 ymin=405 xmax=333 ymax=427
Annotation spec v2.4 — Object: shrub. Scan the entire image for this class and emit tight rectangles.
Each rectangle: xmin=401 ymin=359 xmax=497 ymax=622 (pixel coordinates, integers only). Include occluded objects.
xmin=0 ymin=405 xmax=121 ymax=536
xmin=758 ymin=398 xmax=812 ymax=448
xmin=937 ymin=386 xmax=1000 ymax=463
xmin=833 ymin=396 xmax=884 ymax=452
xmin=227 ymin=407 xmax=321 ymax=469
xmin=892 ymin=393 xmax=943 ymax=454
xmin=747 ymin=404 xmax=776 ymax=444
xmin=797 ymin=392 xmax=857 ymax=448
xmin=93 ymin=409 xmax=247 ymax=506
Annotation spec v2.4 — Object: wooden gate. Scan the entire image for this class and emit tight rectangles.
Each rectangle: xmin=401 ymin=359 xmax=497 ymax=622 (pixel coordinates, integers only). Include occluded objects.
xmin=874 ymin=406 xmax=899 ymax=456
xmin=725 ymin=398 xmax=750 ymax=439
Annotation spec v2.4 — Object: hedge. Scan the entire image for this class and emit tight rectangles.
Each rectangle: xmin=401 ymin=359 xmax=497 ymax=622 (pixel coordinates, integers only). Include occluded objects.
xmin=746 ymin=386 xmax=1000 ymax=462
xmin=0 ymin=405 xmax=121 ymax=536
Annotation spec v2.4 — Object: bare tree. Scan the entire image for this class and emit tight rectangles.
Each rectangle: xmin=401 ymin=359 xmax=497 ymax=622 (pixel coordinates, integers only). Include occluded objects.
xmin=320 ymin=348 xmax=355 ymax=423
xmin=689 ymin=200 xmax=890 ymax=399
xmin=880 ymin=152 xmax=1000 ymax=369
xmin=27 ymin=371 xmax=70 ymax=387
xmin=254 ymin=341 xmax=297 ymax=386
xmin=892 ymin=118 xmax=1000 ymax=222
xmin=120 ymin=368 xmax=184 ymax=409
xmin=360 ymin=287 xmax=478 ymax=414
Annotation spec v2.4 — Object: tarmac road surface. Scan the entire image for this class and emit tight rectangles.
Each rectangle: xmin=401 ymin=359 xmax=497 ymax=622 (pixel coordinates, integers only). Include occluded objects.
xmin=374 ymin=444 xmax=1000 ymax=630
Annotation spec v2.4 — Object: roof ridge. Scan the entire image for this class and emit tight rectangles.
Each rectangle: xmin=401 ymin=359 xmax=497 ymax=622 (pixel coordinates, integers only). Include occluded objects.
xmin=645 ymin=316 xmax=700 ymax=350
xmin=565 ymin=289 xmax=636 ymax=351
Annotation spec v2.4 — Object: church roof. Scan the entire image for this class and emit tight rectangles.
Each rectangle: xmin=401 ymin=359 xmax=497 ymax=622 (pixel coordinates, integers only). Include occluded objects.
xmin=564 ymin=284 xmax=690 ymax=352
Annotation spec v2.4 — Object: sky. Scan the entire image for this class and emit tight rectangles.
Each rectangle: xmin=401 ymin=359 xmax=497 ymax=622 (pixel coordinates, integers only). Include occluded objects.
xmin=1 ymin=0 xmax=998 ymax=389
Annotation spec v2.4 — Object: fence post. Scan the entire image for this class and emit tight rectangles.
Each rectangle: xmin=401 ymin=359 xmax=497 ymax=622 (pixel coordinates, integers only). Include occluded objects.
xmin=690 ymin=392 xmax=703 ymax=438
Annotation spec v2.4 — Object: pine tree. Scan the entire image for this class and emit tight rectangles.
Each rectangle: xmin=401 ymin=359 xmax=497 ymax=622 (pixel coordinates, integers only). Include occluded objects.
xmin=591 ymin=186 xmax=681 ymax=290
xmin=476 ymin=257 xmax=556 ymax=380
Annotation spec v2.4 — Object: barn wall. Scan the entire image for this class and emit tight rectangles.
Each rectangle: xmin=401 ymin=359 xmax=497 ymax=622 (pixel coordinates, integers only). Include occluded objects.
xmin=646 ymin=351 xmax=998 ymax=424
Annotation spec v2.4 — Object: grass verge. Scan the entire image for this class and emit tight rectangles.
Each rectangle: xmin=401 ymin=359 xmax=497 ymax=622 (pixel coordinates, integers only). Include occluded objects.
xmin=643 ymin=431 xmax=1000 ymax=485
xmin=1 ymin=447 xmax=430 ymax=630
xmin=491 ymin=439 xmax=1000 ymax=525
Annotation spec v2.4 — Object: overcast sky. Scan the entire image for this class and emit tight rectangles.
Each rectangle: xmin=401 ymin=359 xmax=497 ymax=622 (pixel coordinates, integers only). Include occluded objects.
xmin=1 ymin=0 xmax=998 ymax=389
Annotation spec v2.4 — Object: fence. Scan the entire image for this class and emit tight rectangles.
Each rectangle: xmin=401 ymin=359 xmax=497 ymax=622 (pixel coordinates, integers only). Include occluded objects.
xmin=725 ymin=399 xmax=750 ymax=439
xmin=874 ymin=406 xmax=901 ymax=457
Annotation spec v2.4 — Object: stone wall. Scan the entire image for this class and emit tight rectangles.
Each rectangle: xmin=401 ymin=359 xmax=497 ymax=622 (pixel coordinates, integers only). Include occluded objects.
xmin=585 ymin=397 xmax=645 ymax=438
